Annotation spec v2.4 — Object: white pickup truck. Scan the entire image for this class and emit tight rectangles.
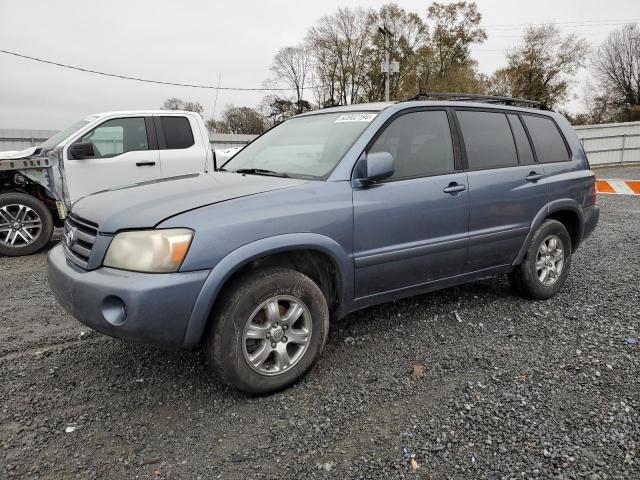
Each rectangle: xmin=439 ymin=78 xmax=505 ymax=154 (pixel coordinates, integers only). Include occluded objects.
xmin=0 ymin=110 xmax=239 ymax=256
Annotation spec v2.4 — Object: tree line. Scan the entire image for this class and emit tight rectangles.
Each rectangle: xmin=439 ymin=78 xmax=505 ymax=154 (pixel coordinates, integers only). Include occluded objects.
xmin=163 ymin=2 xmax=640 ymax=133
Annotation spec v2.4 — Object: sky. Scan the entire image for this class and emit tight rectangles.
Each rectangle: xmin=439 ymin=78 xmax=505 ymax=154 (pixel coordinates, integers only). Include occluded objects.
xmin=1 ymin=0 xmax=639 ymax=130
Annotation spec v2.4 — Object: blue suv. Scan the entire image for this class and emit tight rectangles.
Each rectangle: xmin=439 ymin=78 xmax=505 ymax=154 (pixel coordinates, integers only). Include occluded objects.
xmin=48 ymin=94 xmax=599 ymax=394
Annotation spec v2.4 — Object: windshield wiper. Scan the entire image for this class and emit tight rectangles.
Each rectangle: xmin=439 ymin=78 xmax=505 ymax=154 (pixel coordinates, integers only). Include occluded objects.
xmin=234 ymin=168 xmax=290 ymax=178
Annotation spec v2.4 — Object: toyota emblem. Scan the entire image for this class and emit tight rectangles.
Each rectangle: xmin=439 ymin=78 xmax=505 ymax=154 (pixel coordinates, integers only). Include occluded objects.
xmin=66 ymin=228 xmax=75 ymax=247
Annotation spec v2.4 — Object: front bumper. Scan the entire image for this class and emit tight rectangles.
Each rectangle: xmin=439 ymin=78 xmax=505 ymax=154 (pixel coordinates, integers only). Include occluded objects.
xmin=47 ymin=244 xmax=210 ymax=348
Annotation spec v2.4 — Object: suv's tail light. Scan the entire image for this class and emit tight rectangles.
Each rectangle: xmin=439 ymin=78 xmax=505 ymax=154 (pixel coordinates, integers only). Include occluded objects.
xmin=591 ymin=173 xmax=598 ymax=205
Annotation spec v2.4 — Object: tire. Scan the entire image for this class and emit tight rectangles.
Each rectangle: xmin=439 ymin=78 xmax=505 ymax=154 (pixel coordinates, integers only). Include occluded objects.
xmin=205 ymin=267 xmax=330 ymax=394
xmin=509 ymin=219 xmax=572 ymax=300
xmin=0 ymin=192 xmax=54 ymax=257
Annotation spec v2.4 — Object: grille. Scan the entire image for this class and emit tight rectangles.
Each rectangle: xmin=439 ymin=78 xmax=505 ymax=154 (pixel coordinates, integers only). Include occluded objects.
xmin=63 ymin=214 xmax=98 ymax=269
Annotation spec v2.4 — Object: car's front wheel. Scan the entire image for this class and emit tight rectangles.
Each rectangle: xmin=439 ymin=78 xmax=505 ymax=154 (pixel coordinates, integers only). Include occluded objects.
xmin=509 ymin=219 xmax=572 ymax=300
xmin=205 ymin=267 xmax=329 ymax=394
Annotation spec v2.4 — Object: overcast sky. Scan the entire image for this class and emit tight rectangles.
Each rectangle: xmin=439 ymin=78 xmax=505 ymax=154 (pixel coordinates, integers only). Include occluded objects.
xmin=1 ymin=0 xmax=638 ymax=130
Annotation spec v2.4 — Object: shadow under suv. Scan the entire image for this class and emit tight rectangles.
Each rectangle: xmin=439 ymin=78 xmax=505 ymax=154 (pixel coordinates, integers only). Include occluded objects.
xmin=48 ymin=94 xmax=599 ymax=394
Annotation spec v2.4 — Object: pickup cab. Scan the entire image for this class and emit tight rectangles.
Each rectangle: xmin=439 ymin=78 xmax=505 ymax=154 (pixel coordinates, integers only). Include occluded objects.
xmin=0 ymin=110 xmax=215 ymax=256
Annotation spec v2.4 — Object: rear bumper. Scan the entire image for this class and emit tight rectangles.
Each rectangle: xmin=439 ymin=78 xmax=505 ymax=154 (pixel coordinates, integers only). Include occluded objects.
xmin=582 ymin=204 xmax=600 ymax=243
xmin=47 ymin=244 xmax=210 ymax=348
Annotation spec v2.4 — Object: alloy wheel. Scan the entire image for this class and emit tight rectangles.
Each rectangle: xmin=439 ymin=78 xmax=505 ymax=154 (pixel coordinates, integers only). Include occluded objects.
xmin=242 ymin=295 xmax=312 ymax=376
xmin=535 ymin=234 xmax=565 ymax=287
xmin=0 ymin=204 xmax=43 ymax=248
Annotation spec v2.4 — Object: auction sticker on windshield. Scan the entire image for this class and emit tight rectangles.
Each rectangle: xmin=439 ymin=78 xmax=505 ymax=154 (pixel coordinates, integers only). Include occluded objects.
xmin=335 ymin=113 xmax=377 ymax=123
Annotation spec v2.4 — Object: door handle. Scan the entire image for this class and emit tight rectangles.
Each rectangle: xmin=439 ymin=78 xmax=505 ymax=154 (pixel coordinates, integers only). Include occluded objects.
xmin=136 ymin=161 xmax=156 ymax=167
xmin=443 ymin=182 xmax=466 ymax=194
xmin=526 ymin=172 xmax=544 ymax=182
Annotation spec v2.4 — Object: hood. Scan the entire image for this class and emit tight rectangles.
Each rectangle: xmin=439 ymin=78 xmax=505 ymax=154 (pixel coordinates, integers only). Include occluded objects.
xmin=0 ymin=146 xmax=39 ymax=160
xmin=71 ymin=172 xmax=307 ymax=233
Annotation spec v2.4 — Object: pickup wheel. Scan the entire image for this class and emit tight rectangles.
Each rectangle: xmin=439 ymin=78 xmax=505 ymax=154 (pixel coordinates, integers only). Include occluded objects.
xmin=0 ymin=193 xmax=54 ymax=257
xmin=508 ymin=219 xmax=572 ymax=300
xmin=205 ymin=267 xmax=329 ymax=394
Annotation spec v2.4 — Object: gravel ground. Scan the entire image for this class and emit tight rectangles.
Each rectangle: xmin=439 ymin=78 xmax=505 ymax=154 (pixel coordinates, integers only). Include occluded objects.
xmin=1 ymin=192 xmax=639 ymax=479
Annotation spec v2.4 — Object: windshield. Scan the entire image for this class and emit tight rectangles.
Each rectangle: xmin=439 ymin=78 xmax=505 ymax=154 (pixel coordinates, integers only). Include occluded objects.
xmin=40 ymin=119 xmax=91 ymax=150
xmin=221 ymin=112 xmax=377 ymax=179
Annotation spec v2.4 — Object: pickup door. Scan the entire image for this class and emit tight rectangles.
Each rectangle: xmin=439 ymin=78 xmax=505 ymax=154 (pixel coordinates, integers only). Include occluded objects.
xmin=154 ymin=114 xmax=208 ymax=178
xmin=64 ymin=116 xmax=161 ymax=203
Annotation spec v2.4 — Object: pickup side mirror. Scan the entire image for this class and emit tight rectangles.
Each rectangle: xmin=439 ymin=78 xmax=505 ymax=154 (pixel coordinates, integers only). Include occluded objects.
xmin=354 ymin=151 xmax=394 ymax=186
xmin=68 ymin=142 xmax=95 ymax=159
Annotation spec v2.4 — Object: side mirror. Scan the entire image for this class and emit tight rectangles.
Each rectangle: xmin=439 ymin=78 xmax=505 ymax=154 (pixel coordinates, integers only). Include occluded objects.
xmin=354 ymin=151 xmax=394 ymax=186
xmin=68 ymin=142 xmax=95 ymax=159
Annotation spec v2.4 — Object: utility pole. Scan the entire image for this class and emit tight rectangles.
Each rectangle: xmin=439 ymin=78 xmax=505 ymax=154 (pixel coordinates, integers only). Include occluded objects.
xmin=384 ymin=27 xmax=390 ymax=101
xmin=378 ymin=25 xmax=398 ymax=102
xmin=379 ymin=25 xmax=391 ymax=101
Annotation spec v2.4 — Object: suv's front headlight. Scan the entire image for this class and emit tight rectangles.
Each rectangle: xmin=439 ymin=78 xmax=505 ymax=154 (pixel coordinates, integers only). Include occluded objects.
xmin=103 ymin=229 xmax=193 ymax=273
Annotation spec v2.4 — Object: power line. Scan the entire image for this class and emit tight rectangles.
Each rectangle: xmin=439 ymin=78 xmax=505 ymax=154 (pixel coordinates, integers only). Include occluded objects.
xmin=481 ymin=18 xmax=640 ymax=30
xmin=0 ymin=49 xmax=294 ymax=91
xmin=489 ymin=31 xmax=615 ymax=39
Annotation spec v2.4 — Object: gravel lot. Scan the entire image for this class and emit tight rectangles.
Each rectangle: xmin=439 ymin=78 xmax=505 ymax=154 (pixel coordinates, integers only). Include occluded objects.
xmin=1 ymin=166 xmax=639 ymax=479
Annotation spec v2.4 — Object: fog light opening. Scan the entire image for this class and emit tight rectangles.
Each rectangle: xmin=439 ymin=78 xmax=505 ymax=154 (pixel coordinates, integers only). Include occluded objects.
xmin=102 ymin=296 xmax=127 ymax=326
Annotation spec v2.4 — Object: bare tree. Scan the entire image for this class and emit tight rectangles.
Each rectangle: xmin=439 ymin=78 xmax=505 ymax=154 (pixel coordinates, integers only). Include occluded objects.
xmin=581 ymin=81 xmax=613 ymax=124
xmin=206 ymin=105 xmax=265 ymax=135
xmin=487 ymin=68 xmax=513 ymax=96
xmin=307 ymin=7 xmax=372 ymax=105
xmin=161 ymin=98 xmax=204 ymax=115
xmin=414 ymin=1 xmax=487 ymax=94
xmin=427 ymin=1 xmax=486 ymax=80
xmin=270 ymin=45 xmax=310 ymax=112
xmin=593 ymin=23 xmax=640 ymax=122
xmin=362 ymin=4 xmax=427 ymax=101
xmin=492 ymin=24 xmax=589 ymax=107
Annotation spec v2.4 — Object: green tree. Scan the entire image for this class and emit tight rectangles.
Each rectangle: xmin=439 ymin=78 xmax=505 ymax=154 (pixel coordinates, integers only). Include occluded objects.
xmin=260 ymin=96 xmax=313 ymax=127
xmin=415 ymin=1 xmax=487 ymax=93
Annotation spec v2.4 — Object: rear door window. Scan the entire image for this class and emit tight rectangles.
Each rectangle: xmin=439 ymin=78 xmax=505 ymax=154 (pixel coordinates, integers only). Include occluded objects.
xmin=507 ymin=114 xmax=535 ymax=165
xmin=369 ymin=110 xmax=455 ymax=180
xmin=522 ymin=115 xmax=570 ymax=163
xmin=456 ymin=111 xmax=517 ymax=169
xmin=161 ymin=116 xmax=195 ymax=149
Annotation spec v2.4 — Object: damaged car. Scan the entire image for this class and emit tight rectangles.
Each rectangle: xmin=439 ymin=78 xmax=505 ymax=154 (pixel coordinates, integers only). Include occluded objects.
xmin=0 ymin=110 xmax=217 ymax=256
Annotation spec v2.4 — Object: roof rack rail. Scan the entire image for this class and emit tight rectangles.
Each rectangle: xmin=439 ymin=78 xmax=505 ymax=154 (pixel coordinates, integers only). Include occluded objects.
xmin=404 ymin=92 xmax=551 ymax=111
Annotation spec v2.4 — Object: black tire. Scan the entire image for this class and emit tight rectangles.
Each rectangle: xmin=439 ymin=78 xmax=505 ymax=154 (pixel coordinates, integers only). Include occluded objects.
xmin=205 ymin=267 xmax=329 ymax=394
xmin=0 ymin=192 xmax=54 ymax=257
xmin=509 ymin=219 xmax=572 ymax=300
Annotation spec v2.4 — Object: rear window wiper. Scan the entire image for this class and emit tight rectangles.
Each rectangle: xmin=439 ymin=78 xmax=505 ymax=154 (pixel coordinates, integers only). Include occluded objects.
xmin=234 ymin=168 xmax=290 ymax=178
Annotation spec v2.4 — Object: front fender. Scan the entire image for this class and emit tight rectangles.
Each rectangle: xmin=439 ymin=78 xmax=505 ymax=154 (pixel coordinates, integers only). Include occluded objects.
xmin=181 ymin=233 xmax=353 ymax=348
xmin=512 ymin=199 xmax=584 ymax=266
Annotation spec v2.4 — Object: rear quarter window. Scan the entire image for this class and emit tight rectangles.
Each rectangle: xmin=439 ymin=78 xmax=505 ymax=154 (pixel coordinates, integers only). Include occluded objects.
xmin=456 ymin=110 xmax=518 ymax=169
xmin=507 ymin=114 xmax=535 ymax=165
xmin=522 ymin=115 xmax=570 ymax=163
xmin=161 ymin=116 xmax=195 ymax=149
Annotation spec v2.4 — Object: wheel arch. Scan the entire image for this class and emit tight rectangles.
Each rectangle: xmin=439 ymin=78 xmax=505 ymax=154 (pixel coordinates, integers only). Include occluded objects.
xmin=181 ymin=233 xmax=353 ymax=348
xmin=513 ymin=199 xmax=585 ymax=266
